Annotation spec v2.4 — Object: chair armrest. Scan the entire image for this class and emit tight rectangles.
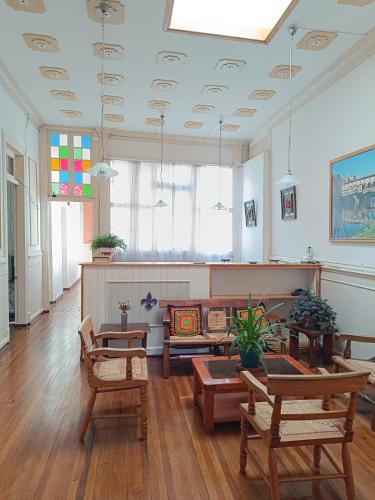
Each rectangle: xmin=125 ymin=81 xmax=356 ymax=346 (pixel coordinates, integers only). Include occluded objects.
xmin=240 ymin=371 xmax=274 ymax=407
xmin=90 ymin=347 xmax=147 ymax=359
xmin=316 ymin=367 xmax=330 ymax=376
xmin=332 ymin=355 xmax=355 ymax=372
xmin=335 ymin=332 xmax=375 ymax=343
xmin=95 ymin=331 xmax=145 ymax=340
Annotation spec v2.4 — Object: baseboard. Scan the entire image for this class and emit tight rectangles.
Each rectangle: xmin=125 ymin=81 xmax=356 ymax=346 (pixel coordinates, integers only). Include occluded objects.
xmin=63 ymin=276 xmax=80 ymax=290
xmin=50 ymin=291 xmax=63 ymax=304
xmin=0 ymin=338 xmax=10 ymax=352
xmin=30 ymin=309 xmax=44 ymax=322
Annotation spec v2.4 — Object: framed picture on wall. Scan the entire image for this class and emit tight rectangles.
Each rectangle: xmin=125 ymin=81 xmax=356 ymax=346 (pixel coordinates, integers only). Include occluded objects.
xmin=330 ymin=144 xmax=375 ymax=242
xmin=281 ymin=186 xmax=297 ymax=221
xmin=244 ymin=199 xmax=256 ymax=227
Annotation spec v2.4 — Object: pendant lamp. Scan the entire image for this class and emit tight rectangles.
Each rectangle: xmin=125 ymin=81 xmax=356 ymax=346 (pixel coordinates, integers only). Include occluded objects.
xmin=87 ymin=2 xmax=118 ymax=180
xmin=154 ymin=112 xmax=168 ymax=208
xmin=275 ymin=26 xmax=300 ymax=187
xmin=212 ymin=119 xmax=228 ymax=211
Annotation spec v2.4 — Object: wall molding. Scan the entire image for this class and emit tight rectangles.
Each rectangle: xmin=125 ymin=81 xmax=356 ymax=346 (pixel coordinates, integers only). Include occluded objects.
xmin=0 ymin=59 xmax=43 ymax=127
xmin=321 ymin=276 xmax=375 ymax=293
xmin=262 ymin=27 xmax=375 ymax=132
xmin=271 ymin=255 xmax=375 ymax=280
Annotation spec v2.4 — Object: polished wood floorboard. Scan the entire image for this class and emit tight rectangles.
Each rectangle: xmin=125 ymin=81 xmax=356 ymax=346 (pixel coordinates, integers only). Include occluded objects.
xmin=0 ymin=283 xmax=375 ymax=499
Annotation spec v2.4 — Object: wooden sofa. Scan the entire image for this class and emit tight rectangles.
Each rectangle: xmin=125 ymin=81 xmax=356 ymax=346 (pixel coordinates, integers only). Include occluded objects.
xmin=159 ymin=298 xmax=285 ymax=378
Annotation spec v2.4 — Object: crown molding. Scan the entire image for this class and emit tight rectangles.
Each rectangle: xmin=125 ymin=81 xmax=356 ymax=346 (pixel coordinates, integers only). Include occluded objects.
xmin=263 ymin=27 xmax=375 ymax=131
xmin=41 ymin=124 xmax=249 ymax=151
xmin=0 ymin=59 xmax=44 ymax=127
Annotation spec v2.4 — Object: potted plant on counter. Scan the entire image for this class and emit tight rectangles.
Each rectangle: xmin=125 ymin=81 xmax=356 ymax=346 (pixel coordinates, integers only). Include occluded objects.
xmin=289 ymin=292 xmax=336 ymax=330
xmin=227 ymin=294 xmax=283 ymax=369
xmin=91 ymin=233 xmax=127 ymax=257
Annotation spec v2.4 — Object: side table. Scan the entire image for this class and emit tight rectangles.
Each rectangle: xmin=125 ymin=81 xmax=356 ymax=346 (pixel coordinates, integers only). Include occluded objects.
xmin=286 ymin=323 xmax=335 ymax=368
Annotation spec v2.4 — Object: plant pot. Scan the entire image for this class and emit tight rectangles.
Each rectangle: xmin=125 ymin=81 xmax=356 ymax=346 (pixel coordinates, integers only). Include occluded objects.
xmin=239 ymin=349 xmax=260 ymax=369
xmin=301 ymin=315 xmax=317 ymax=329
xmin=98 ymin=247 xmax=115 ymax=254
xmin=121 ymin=312 xmax=128 ymax=330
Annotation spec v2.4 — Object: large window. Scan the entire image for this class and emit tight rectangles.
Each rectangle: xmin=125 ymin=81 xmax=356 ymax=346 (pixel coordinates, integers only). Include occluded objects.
xmin=110 ymin=160 xmax=233 ymax=261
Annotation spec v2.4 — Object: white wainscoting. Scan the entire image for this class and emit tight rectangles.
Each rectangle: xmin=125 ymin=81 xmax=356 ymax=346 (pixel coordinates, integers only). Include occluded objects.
xmin=0 ymin=261 xmax=9 ymax=348
xmin=27 ymin=254 xmax=44 ymax=322
xmin=82 ymin=264 xmax=210 ymax=355
xmin=321 ymin=267 xmax=375 ymax=359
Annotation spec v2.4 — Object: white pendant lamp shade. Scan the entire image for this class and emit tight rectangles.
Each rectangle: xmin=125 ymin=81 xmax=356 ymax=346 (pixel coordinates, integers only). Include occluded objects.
xmin=212 ymin=201 xmax=227 ymax=211
xmin=275 ymin=172 xmax=300 ymax=187
xmin=89 ymin=2 xmax=119 ymax=180
xmin=154 ymin=198 xmax=168 ymax=208
xmin=86 ymin=161 xmax=118 ymax=179
xmin=275 ymin=26 xmax=300 ymax=187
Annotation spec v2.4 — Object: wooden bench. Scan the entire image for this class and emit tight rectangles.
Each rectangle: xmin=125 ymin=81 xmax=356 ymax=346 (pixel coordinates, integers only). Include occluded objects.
xmin=159 ymin=299 xmax=285 ymax=378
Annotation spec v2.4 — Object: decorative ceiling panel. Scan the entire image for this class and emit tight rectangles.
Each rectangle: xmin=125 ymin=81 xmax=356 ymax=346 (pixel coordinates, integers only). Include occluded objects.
xmin=93 ymin=42 xmax=124 ymax=60
xmin=5 ymin=0 xmax=46 ymax=13
xmin=268 ymin=65 xmax=302 ymax=79
xmin=23 ymin=33 xmax=59 ymax=53
xmin=86 ymin=0 xmax=124 ymax=24
xmin=248 ymin=89 xmax=276 ymax=100
xmin=51 ymin=90 xmax=76 ymax=101
xmin=39 ymin=66 xmax=69 ymax=80
xmin=297 ymin=31 xmax=337 ymax=51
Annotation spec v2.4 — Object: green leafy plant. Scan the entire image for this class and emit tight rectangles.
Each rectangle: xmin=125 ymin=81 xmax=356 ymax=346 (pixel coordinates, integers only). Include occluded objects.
xmin=227 ymin=294 xmax=283 ymax=358
xmin=289 ymin=292 xmax=336 ymax=330
xmin=91 ymin=233 xmax=127 ymax=251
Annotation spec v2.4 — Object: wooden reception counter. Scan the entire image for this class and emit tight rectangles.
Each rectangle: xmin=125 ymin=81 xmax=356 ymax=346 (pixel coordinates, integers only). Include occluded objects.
xmin=80 ymin=262 xmax=320 ymax=354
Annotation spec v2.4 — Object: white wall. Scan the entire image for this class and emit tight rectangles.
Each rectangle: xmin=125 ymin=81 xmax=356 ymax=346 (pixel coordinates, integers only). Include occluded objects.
xmin=0 ymin=81 xmax=41 ymax=346
xmin=268 ymin=53 xmax=375 ymax=357
xmin=241 ymin=153 xmax=270 ymax=263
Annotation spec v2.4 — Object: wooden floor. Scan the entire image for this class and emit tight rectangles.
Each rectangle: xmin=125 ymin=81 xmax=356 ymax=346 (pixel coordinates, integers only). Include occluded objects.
xmin=1 ymin=283 xmax=375 ymax=500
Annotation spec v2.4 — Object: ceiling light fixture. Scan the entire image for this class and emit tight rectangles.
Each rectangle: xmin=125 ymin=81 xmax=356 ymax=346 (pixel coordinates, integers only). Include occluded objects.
xmin=212 ymin=119 xmax=228 ymax=211
xmin=87 ymin=2 xmax=119 ymax=180
xmin=154 ymin=113 xmax=168 ymax=208
xmin=275 ymin=26 xmax=300 ymax=187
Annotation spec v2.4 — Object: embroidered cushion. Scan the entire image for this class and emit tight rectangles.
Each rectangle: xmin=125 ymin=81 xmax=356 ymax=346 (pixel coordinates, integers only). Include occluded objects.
xmin=168 ymin=305 xmax=203 ymax=337
xmin=237 ymin=305 xmax=270 ymax=331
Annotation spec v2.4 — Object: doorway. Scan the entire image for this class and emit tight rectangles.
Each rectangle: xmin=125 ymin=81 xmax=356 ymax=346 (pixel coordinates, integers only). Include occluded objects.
xmin=7 ymin=180 xmax=17 ymax=323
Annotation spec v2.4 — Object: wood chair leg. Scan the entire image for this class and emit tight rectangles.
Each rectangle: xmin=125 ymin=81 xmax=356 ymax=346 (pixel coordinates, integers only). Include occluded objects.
xmin=372 ymin=406 xmax=375 ymax=432
xmin=342 ymin=443 xmax=355 ymax=500
xmin=80 ymin=389 xmax=96 ymax=441
xmin=312 ymin=444 xmax=322 ymax=495
xmin=140 ymin=385 xmax=148 ymax=440
xmin=163 ymin=345 xmax=170 ymax=378
xmin=240 ymin=416 xmax=249 ymax=473
xmin=268 ymin=449 xmax=280 ymax=500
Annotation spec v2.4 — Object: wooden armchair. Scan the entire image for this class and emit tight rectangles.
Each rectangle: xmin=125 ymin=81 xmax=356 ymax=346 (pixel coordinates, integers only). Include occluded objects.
xmin=78 ymin=316 xmax=148 ymax=441
xmin=239 ymin=369 xmax=370 ymax=500
xmin=79 ymin=315 xmax=145 ymax=360
xmin=332 ymin=332 xmax=375 ymax=430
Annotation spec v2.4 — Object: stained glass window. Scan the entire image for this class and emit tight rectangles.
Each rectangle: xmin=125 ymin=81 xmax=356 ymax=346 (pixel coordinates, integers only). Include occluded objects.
xmin=50 ymin=132 xmax=92 ymax=198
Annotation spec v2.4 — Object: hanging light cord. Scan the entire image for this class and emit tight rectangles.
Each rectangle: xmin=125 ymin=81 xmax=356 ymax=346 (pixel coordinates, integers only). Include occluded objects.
xmin=99 ymin=4 xmax=106 ymax=162
xmin=287 ymin=26 xmax=296 ymax=176
xmin=218 ymin=119 xmax=223 ymax=200
xmin=160 ymin=113 xmax=164 ymax=192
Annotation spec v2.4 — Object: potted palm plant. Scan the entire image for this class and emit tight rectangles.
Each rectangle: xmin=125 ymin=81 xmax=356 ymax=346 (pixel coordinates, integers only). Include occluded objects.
xmin=227 ymin=295 xmax=282 ymax=369
xmin=91 ymin=233 xmax=127 ymax=255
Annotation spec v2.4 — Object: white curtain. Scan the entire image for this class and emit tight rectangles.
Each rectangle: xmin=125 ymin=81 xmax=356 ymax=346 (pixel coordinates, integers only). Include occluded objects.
xmin=110 ymin=160 xmax=233 ymax=262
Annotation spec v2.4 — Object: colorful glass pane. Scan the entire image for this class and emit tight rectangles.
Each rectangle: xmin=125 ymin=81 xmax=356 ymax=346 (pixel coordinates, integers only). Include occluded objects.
xmin=82 ymin=184 xmax=92 ymax=197
xmin=50 ymin=133 xmax=91 ymax=198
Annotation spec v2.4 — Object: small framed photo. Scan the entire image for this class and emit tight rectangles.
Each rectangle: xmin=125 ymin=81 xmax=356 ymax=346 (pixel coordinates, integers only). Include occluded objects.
xmin=244 ymin=199 xmax=257 ymax=227
xmin=281 ymin=186 xmax=297 ymax=221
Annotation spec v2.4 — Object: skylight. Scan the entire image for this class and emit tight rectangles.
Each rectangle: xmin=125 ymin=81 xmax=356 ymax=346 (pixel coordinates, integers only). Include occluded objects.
xmin=166 ymin=0 xmax=297 ymax=43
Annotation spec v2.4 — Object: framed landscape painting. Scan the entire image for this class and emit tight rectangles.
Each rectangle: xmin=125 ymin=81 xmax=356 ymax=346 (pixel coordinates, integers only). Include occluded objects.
xmin=330 ymin=144 xmax=375 ymax=242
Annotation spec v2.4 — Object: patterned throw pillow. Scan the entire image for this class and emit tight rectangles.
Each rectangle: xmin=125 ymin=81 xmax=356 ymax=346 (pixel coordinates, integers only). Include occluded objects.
xmin=168 ymin=305 xmax=203 ymax=337
xmin=237 ymin=305 xmax=270 ymax=331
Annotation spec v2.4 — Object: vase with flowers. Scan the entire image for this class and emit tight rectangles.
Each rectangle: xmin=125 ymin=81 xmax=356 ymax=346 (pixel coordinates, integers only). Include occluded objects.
xmin=118 ymin=301 xmax=132 ymax=329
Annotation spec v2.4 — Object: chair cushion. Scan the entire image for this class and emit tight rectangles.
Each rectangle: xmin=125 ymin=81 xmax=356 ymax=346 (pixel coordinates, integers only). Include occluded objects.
xmin=240 ymin=400 xmax=342 ymax=439
xmin=93 ymin=357 xmax=148 ymax=382
xmin=236 ymin=305 xmax=270 ymax=331
xmin=168 ymin=305 xmax=203 ymax=337
xmin=343 ymin=359 xmax=375 ymax=384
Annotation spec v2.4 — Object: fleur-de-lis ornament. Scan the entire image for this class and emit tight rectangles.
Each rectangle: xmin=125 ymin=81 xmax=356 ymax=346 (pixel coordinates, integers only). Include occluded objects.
xmin=141 ymin=292 xmax=157 ymax=311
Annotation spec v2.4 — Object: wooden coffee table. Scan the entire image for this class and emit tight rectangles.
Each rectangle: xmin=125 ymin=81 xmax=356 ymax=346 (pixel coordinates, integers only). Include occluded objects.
xmin=192 ymin=354 xmax=312 ymax=432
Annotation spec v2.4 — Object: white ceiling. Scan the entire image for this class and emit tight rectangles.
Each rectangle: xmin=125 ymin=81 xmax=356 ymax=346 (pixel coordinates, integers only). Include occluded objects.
xmin=1 ymin=0 xmax=375 ymax=140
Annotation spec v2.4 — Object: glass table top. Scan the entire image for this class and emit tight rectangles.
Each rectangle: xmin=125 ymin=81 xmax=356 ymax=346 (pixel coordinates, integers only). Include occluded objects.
xmin=203 ymin=357 xmax=303 ymax=380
